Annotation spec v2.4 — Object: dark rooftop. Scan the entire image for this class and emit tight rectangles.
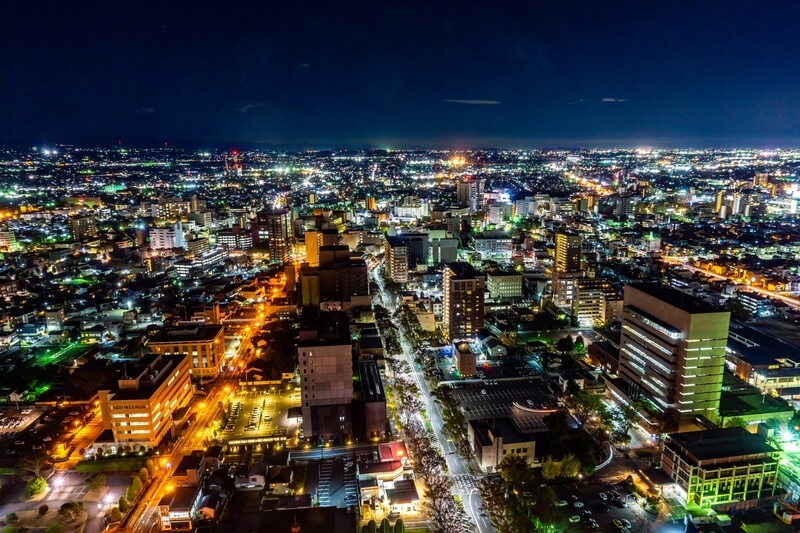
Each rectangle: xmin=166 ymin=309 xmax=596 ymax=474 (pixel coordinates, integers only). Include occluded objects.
xmin=726 ymin=321 xmax=796 ymax=367
xmin=666 ymin=427 xmax=777 ymax=463
xmin=149 ymin=324 xmax=223 ymax=344
xmin=446 ymin=261 xmax=483 ymax=279
xmin=627 ymin=282 xmax=724 ymax=314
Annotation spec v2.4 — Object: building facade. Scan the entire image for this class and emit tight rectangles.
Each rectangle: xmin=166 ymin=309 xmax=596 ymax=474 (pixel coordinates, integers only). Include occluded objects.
xmin=97 ymin=353 xmax=193 ymax=449
xmin=148 ymin=325 xmax=225 ymax=379
xmin=442 ymin=262 xmax=485 ymax=341
xmin=252 ymin=207 xmax=293 ymax=264
xmin=618 ymin=283 xmax=730 ymax=423
xmin=384 ymin=236 xmax=409 ymax=284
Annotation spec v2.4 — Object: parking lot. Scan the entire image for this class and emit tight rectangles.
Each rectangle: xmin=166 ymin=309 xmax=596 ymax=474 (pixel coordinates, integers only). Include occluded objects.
xmin=448 ymin=380 xmax=559 ymax=430
xmin=220 ymin=387 xmax=299 ymax=445
xmin=554 ymin=479 xmax=654 ymax=532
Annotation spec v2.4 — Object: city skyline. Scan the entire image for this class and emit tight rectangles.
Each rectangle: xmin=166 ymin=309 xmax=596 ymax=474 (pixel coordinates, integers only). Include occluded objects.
xmin=3 ymin=1 xmax=800 ymax=149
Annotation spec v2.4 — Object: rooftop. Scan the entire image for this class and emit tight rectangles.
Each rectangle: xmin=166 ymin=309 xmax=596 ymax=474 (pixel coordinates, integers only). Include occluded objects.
xmin=627 ymin=282 xmax=724 ymax=314
xmin=666 ymin=427 xmax=777 ymax=463
xmin=149 ymin=324 xmax=224 ymax=344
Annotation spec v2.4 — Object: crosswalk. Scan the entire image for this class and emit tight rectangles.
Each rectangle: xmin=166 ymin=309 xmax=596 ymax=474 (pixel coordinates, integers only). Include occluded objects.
xmin=317 ymin=459 xmax=333 ymax=506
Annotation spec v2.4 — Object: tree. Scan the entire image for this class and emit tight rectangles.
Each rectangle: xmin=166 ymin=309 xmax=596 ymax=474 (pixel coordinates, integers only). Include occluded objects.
xmin=5 ymin=513 xmax=18 ymax=525
xmin=560 ymin=453 xmax=582 ymax=479
xmin=118 ymin=497 xmax=128 ymax=513
xmin=654 ymin=407 xmax=681 ymax=437
xmin=18 ymin=453 xmax=50 ymax=478
xmin=367 ymin=520 xmax=376 ymax=533
xmin=24 ymin=476 xmax=47 ymax=497
xmin=138 ymin=467 xmax=150 ymax=483
xmin=477 ymin=476 xmax=529 ymax=533
xmin=540 ymin=456 xmax=561 ymax=480
xmin=556 ymin=335 xmax=574 ymax=355
xmin=85 ymin=473 xmax=106 ymax=490
xmin=45 ymin=525 xmax=62 ymax=533
xmin=611 ymin=403 xmax=640 ymax=436
xmin=497 ymin=454 xmax=533 ymax=489
xmin=574 ymin=335 xmax=586 ymax=354
xmin=728 ymin=300 xmax=751 ymax=322
xmin=422 ymin=474 xmax=471 ymax=533
xmin=38 ymin=505 xmax=48 ymax=517
xmin=109 ymin=507 xmax=122 ymax=523
xmin=544 ymin=409 xmax=570 ymax=444
xmin=68 ymin=362 xmax=109 ymax=393
xmin=125 ymin=485 xmax=136 ymax=502
xmin=393 ymin=518 xmax=404 ymax=533
xmin=725 ymin=416 xmax=749 ymax=429
xmin=569 ymin=391 xmax=605 ymax=427
xmin=131 ymin=476 xmax=142 ymax=493
xmin=145 ymin=459 xmax=155 ymax=476
xmin=380 ymin=518 xmax=390 ymax=533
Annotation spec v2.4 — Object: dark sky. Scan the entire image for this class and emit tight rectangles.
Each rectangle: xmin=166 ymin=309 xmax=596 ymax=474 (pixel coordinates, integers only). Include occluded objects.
xmin=2 ymin=1 xmax=800 ymax=149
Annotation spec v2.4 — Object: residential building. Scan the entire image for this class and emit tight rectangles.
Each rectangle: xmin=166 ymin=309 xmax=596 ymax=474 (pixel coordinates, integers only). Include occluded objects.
xmin=442 ymin=262 xmax=485 ymax=340
xmin=148 ymin=325 xmax=225 ymax=379
xmin=68 ymin=215 xmax=97 ymax=241
xmin=150 ymin=222 xmax=187 ymax=250
xmin=573 ymin=277 xmax=617 ymax=327
xmin=618 ymin=283 xmax=730 ymax=423
xmin=97 ymin=352 xmax=192 ymax=448
xmin=252 ymin=207 xmax=293 ymax=264
xmin=660 ymin=428 xmax=780 ymax=511
xmin=298 ymin=311 xmax=354 ymax=440
xmin=457 ymin=178 xmax=484 ymax=213
xmin=384 ymin=236 xmax=409 ymax=283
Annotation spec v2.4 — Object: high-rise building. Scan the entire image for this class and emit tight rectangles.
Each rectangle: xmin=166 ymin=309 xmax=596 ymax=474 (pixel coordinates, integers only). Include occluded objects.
xmin=150 ymin=222 xmax=187 ymax=250
xmin=457 ymin=178 xmax=484 ymax=214
xmin=554 ymin=231 xmax=582 ymax=275
xmin=384 ymin=236 xmax=409 ymax=283
xmin=68 ymin=216 xmax=97 ymax=241
xmin=215 ymin=225 xmax=252 ymax=250
xmin=252 ymin=207 xmax=293 ymax=264
xmin=298 ymin=310 xmax=354 ymax=439
xmin=442 ymin=262 xmax=485 ymax=341
xmin=618 ymin=283 xmax=729 ymax=423
xmin=573 ymin=277 xmax=617 ymax=327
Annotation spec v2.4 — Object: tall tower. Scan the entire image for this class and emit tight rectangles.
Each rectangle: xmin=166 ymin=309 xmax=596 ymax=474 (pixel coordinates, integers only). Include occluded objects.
xmin=618 ymin=283 xmax=729 ymax=423
xmin=457 ymin=179 xmax=484 ymax=214
xmin=252 ymin=207 xmax=293 ymax=264
xmin=554 ymin=231 xmax=582 ymax=275
xmin=442 ymin=262 xmax=485 ymax=341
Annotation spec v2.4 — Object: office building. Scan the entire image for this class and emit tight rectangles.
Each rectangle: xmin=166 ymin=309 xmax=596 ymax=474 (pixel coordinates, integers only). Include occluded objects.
xmin=554 ymin=231 xmax=582 ymax=275
xmin=453 ymin=340 xmax=477 ymax=377
xmin=252 ymin=207 xmax=293 ymax=264
xmin=148 ymin=325 xmax=226 ymax=379
xmin=216 ymin=225 xmax=252 ymax=250
xmin=468 ymin=418 xmax=537 ymax=473
xmin=486 ymin=270 xmax=523 ymax=301
xmin=97 ymin=352 xmax=193 ymax=448
xmin=660 ymin=428 xmax=780 ymax=511
xmin=573 ymin=277 xmax=617 ymax=327
xmin=298 ymin=311 xmax=354 ymax=439
xmin=442 ymin=262 xmax=485 ymax=340
xmin=619 ymin=283 xmax=729 ymax=423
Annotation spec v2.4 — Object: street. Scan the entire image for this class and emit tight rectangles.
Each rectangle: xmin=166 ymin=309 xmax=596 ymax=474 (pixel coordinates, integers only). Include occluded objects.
xmin=372 ymin=267 xmax=494 ymax=533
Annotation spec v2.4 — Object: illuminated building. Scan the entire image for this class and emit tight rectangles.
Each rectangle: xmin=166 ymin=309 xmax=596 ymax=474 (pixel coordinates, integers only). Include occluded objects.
xmin=457 ymin=178 xmax=484 ymax=214
xmin=97 ymin=352 xmax=192 ymax=448
xmin=552 ymin=231 xmax=583 ymax=306
xmin=619 ymin=283 xmax=729 ymax=423
xmin=148 ymin=325 xmax=225 ymax=379
xmin=442 ymin=262 xmax=485 ymax=341
xmin=384 ymin=236 xmax=409 ymax=283
xmin=215 ymin=225 xmax=252 ymax=250
xmin=67 ymin=215 xmax=97 ymax=241
xmin=252 ymin=207 xmax=293 ymax=264
xmin=660 ymin=428 xmax=780 ymax=511
xmin=486 ymin=270 xmax=523 ymax=301
xmin=150 ymin=221 xmax=186 ymax=250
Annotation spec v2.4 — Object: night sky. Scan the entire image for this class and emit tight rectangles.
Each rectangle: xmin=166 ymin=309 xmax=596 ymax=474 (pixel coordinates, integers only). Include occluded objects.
xmin=2 ymin=1 xmax=800 ymax=149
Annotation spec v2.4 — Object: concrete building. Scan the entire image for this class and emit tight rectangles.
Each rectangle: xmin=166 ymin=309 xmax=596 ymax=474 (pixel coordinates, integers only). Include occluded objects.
xmin=148 ymin=325 xmax=225 ymax=379
xmin=472 ymin=232 xmax=513 ymax=261
xmin=573 ymin=277 xmax=617 ymax=327
xmin=453 ymin=340 xmax=477 ymax=377
xmin=468 ymin=418 xmax=537 ymax=473
xmin=150 ymin=222 xmax=187 ymax=250
xmin=298 ymin=311 xmax=354 ymax=440
xmin=442 ymin=262 xmax=485 ymax=341
xmin=430 ymin=238 xmax=459 ymax=265
xmin=660 ymin=428 xmax=780 ymax=512
xmin=97 ymin=353 xmax=192 ymax=448
xmin=252 ymin=207 xmax=293 ymax=264
xmin=457 ymin=178 xmax=484 ymax=214
xmin=68 ymin=215 xmax=97 ymax=241
xmin=384 ymin=236 xmax=409 ymax=284
xmin=216 ymin=225 xmax=252 ymax=250
xmin=618 ymin=283 xmax=730 ymax=423
xmin=486 ymin=270 xmax=523 ymax=301
xmin=554 ymin=231 xmax=582 ymax=275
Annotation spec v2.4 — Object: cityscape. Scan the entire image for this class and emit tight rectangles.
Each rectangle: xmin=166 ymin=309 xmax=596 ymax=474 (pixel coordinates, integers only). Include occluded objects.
xmin=4 ymin=2 xmax=800 ymax=533
xmin=0 ymin=146 xmax=795 ymax=533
